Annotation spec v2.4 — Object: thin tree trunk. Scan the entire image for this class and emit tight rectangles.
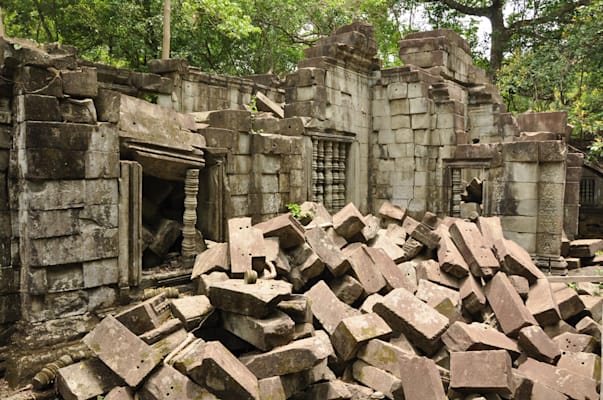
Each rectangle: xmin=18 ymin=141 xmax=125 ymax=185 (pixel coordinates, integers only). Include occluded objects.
xmin=162 ymin=0 xmax=171 ymax=59
xmin=0 ymin=7 xmax=5 ymax=37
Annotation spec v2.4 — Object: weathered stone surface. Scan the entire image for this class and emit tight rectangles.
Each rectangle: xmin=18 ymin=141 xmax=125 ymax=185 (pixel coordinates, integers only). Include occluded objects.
xmin=197 ymin=271 xmax=229 ymax=296
xmin=518 ymin=325 xmax=561 ymax=364
xmin=552 ymin=285 xmax=585 ymax=320
xmin=497 ymin=239 xmax=545 ymax=284
xmin=328 ymin=274 xmax=364 ymax=305
xmin=61 ymin=67 xmax=98 ymax=98
xmin=459 ymin=275 xmax=486 ymax=315
xmin=553 ymin=332 xmax=598 ymax=353
xmin=60 ymin=98 xmax=97 ymax=123
xmin=104 ymin=387 xmax=135 ymax=400
xmin=222 ymin=310 xmax=294 ymax=351
xmin=139 ymin=365 xmax=216 ymax=400
xmin=343 ymin=244 xmax=386 ymax=295
xmin=368 ymin=230 xmax=406 ymax=263
xmin=169 ymin=295 xmax=214 ymax=331
xmin=579 ymin=295 xmax=602 ymax=322
xmin=557 ymin=352 xmax=601 ymax=380
xmin=151 ymin=328 xmax=189 ymax=358
xmin=525 ymin=278 xmax=561 ymax=326
xmin=277 ymin=295 xmax=312 ymax=323
xmin=331 ymin=313 xmax=391 ymax=361
xmin=508 ymin=275 xmax=529 ymax=299
xmin=569 ymin=239 xmax=603 ymax=258
xmin=575 ymin=316 xmax=601 ymax=342
xmin=449 ymin=220 xmax=499 ymax=277
xmin=56 ymin=358 xmax=123 ymax=400
xmin=357 ymin=339 xmax=446 ymax=400
xmin=365 ymin=246 xmax=415 ymax=292
xmin=352 ymin=360 xmax=404 ymax=399
xmin=115 ymin=293 xmax=170 ymax=335
xmin=410 ymin=222 xmax=440 ymax=250
xmin=229 ymin=217 xmax=265 ymax=276
xmin=191 ymin=341 xmax=260 ymax=400
xmin=333 ymin=203 xmax=366 ymax=240
xmin=305 ymin=281 xmax=360 ymax=334
xmin=517 ymin=357 xmax=598 ymax=400
xmin=83 ymin=316 xmax=163 ymax=386
xmin=437 ymin=225 xmax=470 ymax=278
xmin=139 ymin=318 xmax=183 ymax=345
xmin=415 ymin=279 xmax=459 ymax=308
xmin=305 ymin=380 xmax=353 ymax=400
xmin=442 ymin=321 xmax=520 ymax=358
xmin=255 ymin=213 xmax=306 ymax=249
xmin=378 ymin=200 xmax=407 ymax=223
xmin=305 ymin=226 xmax=351 ymax=276
xmin=416 ymin=259 xmax=460 ymax=289
xmin=209 ymin=279 xmax=292 ymax=318
xmin=485 ymin=272 xmax=538 ymax=336
xmin=240 ymin=332 xmax=333 ymax=379
xmin=450 ymin=350 xmax=513 ymax=397
xmin=192 ymin=243 xmax=229 ymax=279
xmin=374 ymin=287 xmax=449 ymax=354
xmin=258 ymin=376 xmax=286 ymax=400
xmin=279 ymin=359 xmax=334 ymax=398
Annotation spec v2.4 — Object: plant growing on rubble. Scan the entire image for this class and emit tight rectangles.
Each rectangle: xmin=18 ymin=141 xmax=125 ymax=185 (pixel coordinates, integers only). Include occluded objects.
xmin=287 ymin=203 xmax=313 ymax=223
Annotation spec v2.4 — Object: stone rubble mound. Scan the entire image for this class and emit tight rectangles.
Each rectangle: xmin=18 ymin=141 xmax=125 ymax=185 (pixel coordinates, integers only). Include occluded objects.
xmin=54 ymin=202 xmax=601 ymax=400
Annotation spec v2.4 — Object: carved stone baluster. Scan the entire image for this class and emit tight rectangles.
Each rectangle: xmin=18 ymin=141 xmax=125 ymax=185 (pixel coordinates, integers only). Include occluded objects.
xmin=312 ymin=138 xmax=319 ymax=201
xmin=317 ymin=140 xmax=325 ymax=204
xmin=182 ymin=169 xmax=199 ymax=267
xmin=338 ymin=142 xmax=346 ymax=209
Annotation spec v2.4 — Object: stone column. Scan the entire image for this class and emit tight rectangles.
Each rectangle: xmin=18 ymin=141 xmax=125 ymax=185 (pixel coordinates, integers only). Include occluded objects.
xmin=182 ymin=169 xmax=199 ymax=267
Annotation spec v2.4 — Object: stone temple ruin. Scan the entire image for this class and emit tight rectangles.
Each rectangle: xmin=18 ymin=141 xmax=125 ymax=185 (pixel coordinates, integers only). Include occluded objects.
xmin=0 ymin=22 xmax=599 ymax=397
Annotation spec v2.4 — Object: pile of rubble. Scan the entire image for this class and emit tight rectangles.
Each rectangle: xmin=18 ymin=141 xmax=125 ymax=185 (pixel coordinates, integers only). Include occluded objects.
xmin=50 ymin=202 xmax=601 ymax=400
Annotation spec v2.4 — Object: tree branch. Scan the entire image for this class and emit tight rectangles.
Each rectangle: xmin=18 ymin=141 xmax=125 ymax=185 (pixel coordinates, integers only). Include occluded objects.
xmin=509 ymin=0 xmax=592 ymax=31
xmin=434 ymin=0 xmax=494 ymax=18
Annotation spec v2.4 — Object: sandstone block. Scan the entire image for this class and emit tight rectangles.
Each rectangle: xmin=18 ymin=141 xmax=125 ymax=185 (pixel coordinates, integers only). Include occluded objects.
xmin=305 ymin=380 xmax=353 ymax=400
xmin=415 ymin=279 xmax=459 ymax=308
xmin=104 ymin=387 xmax=135 ymax=400
xmin=343 ymin=244 xmax=386 ymax=295
xmin=416 ymin=259 xmax=460 ymax=289
xmin=442 ymin=321 xmax=520 ymax=358
xmin=83 ymin=316 xmax=163 ymax=386
xmin=437 ymin=225 xmax=470 ymax=278
xmin=228 ymin=217 xmax=265 ymax=276
xmin=557 ymin=352 xmax=601 ymax=380
xmin=365 ymin=247 xmax=415 ymax=292
xmin=449 ymin=220 xmax=499 ymax=277
xmin=553 ymin=332 xmax=598 ymax=353
xmin=525 ymin=278 xmax=561 ymax=326
xmin=368 ymin=231 xmax=406 ymax=263
xmin=518 ymin=325 xmax=561 ymax=364
xmin=305 ymin=281 xmax=360 ymax=334
xmin=378 ymin=200 xmax=407 ymax=223
xmin=277 ymin=295 xmax=312 ymax=323
xmin=508 ymin=275 xmax=529 ymax=299
xmin=258 ymin=376 xmax=286 ymax=400
xmin=497 ymin=239 xmax=545 ymax=284
xmin=553 ymin=285 xmax=585 ymax=320
xmin=374 ymin=287 xmax=449 ymax=354
xmin=139 ymin=365 xmax=215 ymax=400
xmin=222 ymin=310 xmax=294 ymax=351
xmin=485 ymin=272 xmax=538 ymax=336
xmin=460 ymin=275 xmax=486 ymax=315
xmin=450 ymin=350 xmax=513 ymax=397
xmin=579 ymin=295 xmax=602 ymax=322
xmin=61 ymin=67 xmax=98 ymax=98
xmin=254 ymin=213 xmax=305 ymax=249
xmin=305 ymin=226 xmax=351 ymax=276
xmin=333 ymin=203 xmax=366 ymax=240
xmin=331 ymin=313 xmax=391 ymax=361
xmin=191 ymin=243 xmax=229 ymax=279
xmin=209 ymin=279 xmax=292 ymax=318
xmin=56 ymin=358 xmax=123 ymax=400
xmin=352 ymin=360 xmax=404 ymax=399
xmin=576 ymin=316 xmax=601 ymax=342
xmin=169 ymin=295 xmax=214 ymax=331
xmin=240 ymin=332 xmax=333 ymax=379
xmin=328 ymin=274 xmax=364 ymax=305
xmin=115 ymin=293 xmax=171 ymax=335
xmin=517 ymin=357 xmax=598 ymax=400
xmin=569 ymin=239 xmax=603 ymax=257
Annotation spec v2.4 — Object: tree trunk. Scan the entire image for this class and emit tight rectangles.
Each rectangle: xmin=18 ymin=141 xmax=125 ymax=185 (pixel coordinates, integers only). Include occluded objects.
xmin=488 ymin=6 xmax=508 ymax=75
xmin=162 ymin=0 xmax=171 ymax=59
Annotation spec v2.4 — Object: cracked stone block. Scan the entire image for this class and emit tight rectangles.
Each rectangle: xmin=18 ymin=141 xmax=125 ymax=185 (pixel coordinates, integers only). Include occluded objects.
xmin=222 ymin=310 xmax=294 ymax=351
xmin=305 ymin=280 xmax=360 ymax=335
xmin=169 ymin=295 xmax=214 ymax=331
xmin=526 ymin=278 xmax=561 ymax=326
xmin=442 ymin=321 xmax=520 ymax=358
xmin=352 ymin=360 xmax=404 ymax=400
xmin=115 ymin=293 xmax=171 ymax=335
xmin=373 ymin=287 xmax=449 ymax=355
xmin=485 ymin=272 xmax=538 ymax=337
xmin=192 ymin=243 xmax=229 ymax=279
xmin=517 ymin=325 xmax=561 ymax=364
xmin=56 ymin=358 xmax=123 ymax=400
xmin=83 ymin=316 xmax=163 ymax=386
xmin=450 ymin=350 xmax=513 ymax=397
xmin=209 ymin=279 xmax=292 ymax=318
xmin=240 ymin=331 xmax=333 ymax=379
xmin=139 ymin=365 xmax=216 ymax=400
xmin=331 ymin=313 xmax=391 ymax=361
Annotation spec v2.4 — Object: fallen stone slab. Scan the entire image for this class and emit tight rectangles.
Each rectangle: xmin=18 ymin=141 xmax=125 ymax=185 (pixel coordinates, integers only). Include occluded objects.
xmin=373 ymin=287 xmax=449 ymax=355
xmin=437 ymin=225 xmax=470 ymax=278
xmin=401 ymin=237 xmax=424 ymax=260
xmin=197 ymin=271 xmax=229 ymax=295
xmin=385 ymin=224 xmax=407 ymax=247
xmin=368 ymin=230 xmax=406 ymax=263
xmin=280 ymin=359 xmax=335 ymax=398
xmin=305 ymin=280 xmax=360 ymax=334
xmin=415 ymin=279 xmax=460 ymax=308
xmin=508 ymin=275 xmax=529 ymax=299
xmin=378 ymin=201 xmax=407 ymax=224
xmin=575 ymin=316 xmax=601 ymax=342
xmin=115 ymin=293 xmax=171 ymax=335
xmin=485 ymin=272 xmax=538 ymax=337
xmin=139 ymin=364 xmax=216 ymax=400
xmin=569 ymin=239 xmax=603 ymax=258
xmin=517 ymin=325 xmax=561 ymax=364
xmin=459 ymin=274 xmax=486 ymax=315
xmin=517 ymin=357 xmax=599 ymax=400
xmin=416 ymin=259 xmax=460 ymax=289
xmin=83 ymin=316 xmax=163 ymax=387
xmin=169 ymin=295 xmax=214 ymax=331
xmin=579 ymin=295 xmax=602 ymax=322
xmin=151 ymin=327 xmax=189 ymax=358
xmin=343 ymin=244 xmax=387 ymax=295
xmin=450 ymin=350 xmax=513 ymax=397
xmin=255 ymin=213 xmax=306 ymax=249
xmin=104 ymin=387 xmax=135 ymax=400
xmin=358 ymin=214 xmax=380 ymax=242
xmin=192 ymin=242 xmax=229 ymax=279
xmin=395 ymin=261 xmax=418 ymax=294
xmin=221 ymin=310 xmax=294 ymax=351
xmin=56 ymin=358 xmax=124 ymax=400
xmin=525 ymin=278 xmax=561 ymax=326
xmin=557 ymin=352 xmax=601 ymax=380
xmin=331 ymin=312 xmax=391 ymax=361
xmin=352 ymin=360 xmax=404 ymax=400
xmin=365 ymin=246 xmax=416 ymax=292
xmin=228 ymin=217 xmax=265 ymax=276
xmin=552 ymin=284 xmax=586 ymax=320
xmin=442 ymin=321 xmax=520 ymax=358
xmin=304 ymin=380 xmax=353 ymax=400
xmin=553 ymin=332 xmax=598 ymax=353
xmin=305 ymin=226 xmax=350 ymax=276
xmin=449 ymin=220 xmax=499 ymax=278
xmin=240 ymin=331 xmax=334 ymax=379
xmin=258 ymin=376 xmax=286 ymax=400
xmin=209 ymin=279 xmax=292 ymax=318
xmin=139 ymin=318 xmax=183 ymax=345
xmin=496 ymin=238 xmax=545 ymax=284
xmin=333 ymin=203 xmax=366 ymax=240
xmin=328 ymin=274 xmax=364 ymax=305
xmin=277 ymin=294 xmax=313 ymax=323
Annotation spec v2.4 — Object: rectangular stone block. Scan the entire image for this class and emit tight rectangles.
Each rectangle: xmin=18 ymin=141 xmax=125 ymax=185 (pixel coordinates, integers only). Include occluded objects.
xmin=61 ymin=67 xmax=98 ymax=98
xmin=449 ymin=220 xmax=499 ymax=277
xmin=139 ymin=365 xmax=215 ymax=400
xmin=368 ymin=231 xmax=405 ymax=263
xmin=82 ymin=258 xmax=119 ymax=288
xmin=436 ymin=225 xmax=469 ymax=278
xmin=305 ymin=280 xmax=360 ymax=335
xmin=209 ymin=279 xmax=292 ymax=318
xmin=56 ymin=358 xmax=123 ymax=400
xmin=17 ymin=94 xmax=61 ymax=122
xmin=83 ymin=316 xmax=163 ymax=386
xmin=450 ymin=350 xmax=513 ymax=397
xmin=486 ymin=272 xmax=538 ymax=337
xmin=222 ymin=310 xmax=294 ymax=351
xmin=443 ymin=321 xmax=520 ymax=357
xmin=525 ymin=278 xmax=561 ymax=326
xmin=115 ymin=293 xmax=171 ymax=335
xmin=333 ymin=203 xmax=366 ymax=240
xmin=228 ymin=217 xmax=265 ymax=276
xmin=305 ymin=227 xmax=350 ymax=277
xmin=352 ymin=360 xmax=404 ymax=399
xmin=331 ymin=313 xmax=391 ymax=361
xmin=365 ymin=246 xmax=415 ymax=292
xmin=374 ymin=287 xmax=449 ymax=354
xmin=343 ymin=244 xmax=386 ymax=295
xmin=170 ymin=295 xmax=214 ymax=331
xmin=254 ymin=213 xmax=305 ymax=249
xmin=518 ymin=325 xmax=561 ymax=364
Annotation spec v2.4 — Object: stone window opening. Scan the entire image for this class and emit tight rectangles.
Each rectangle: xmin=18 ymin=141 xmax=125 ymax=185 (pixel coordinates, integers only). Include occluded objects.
xmin=580 ymin=177 xmax=595 ymax=206
xmin=311 ymin=136 xmax=351 ymax=214
xmin=448 ymin=166 xmax=488 ymax=218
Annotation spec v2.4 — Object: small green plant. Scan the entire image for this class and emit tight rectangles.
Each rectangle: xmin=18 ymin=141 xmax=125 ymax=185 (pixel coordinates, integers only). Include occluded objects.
xmin=286 ymin=203 xmax=314 ymax=222
xmin=249 ymin=96 xmax=259 ymax=113
xmin=567 ymin=282 xmax=577 ymax=290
